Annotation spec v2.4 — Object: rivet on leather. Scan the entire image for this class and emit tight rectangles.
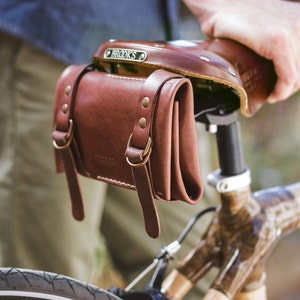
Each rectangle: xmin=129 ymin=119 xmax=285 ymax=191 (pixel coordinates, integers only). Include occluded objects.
xmin=65 ymin=85 xmax=72 ymax=95
xmin=62 ymin=103 xmax=68 ymax=114
xmin=139 ymin=117 xmax=147 ymax=128
xmin=142 ymin=96 xmax=150 ymax=108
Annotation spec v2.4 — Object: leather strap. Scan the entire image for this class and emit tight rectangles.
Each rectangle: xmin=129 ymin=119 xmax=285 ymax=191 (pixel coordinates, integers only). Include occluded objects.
xmin=125 ymin=69 xmax=182 ymax=238
xmin=52 ymin=64 xmax=94 ymax=221
xmin=52 ymin=130 xmax=84 ymax=220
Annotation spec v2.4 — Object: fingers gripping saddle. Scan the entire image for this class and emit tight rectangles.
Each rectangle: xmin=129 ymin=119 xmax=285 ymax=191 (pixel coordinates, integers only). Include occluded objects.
xmin=52 ymin=39 xmax=276 ymax=238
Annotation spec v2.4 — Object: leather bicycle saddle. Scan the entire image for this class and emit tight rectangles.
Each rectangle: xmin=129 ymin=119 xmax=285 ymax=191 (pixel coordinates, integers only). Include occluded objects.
xmin=93 ymin=39 xmax=276 ymax=117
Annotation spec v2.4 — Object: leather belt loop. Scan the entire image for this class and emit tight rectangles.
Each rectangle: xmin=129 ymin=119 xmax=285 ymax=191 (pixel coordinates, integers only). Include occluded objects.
xmin=125 ymin=69 xmax=182 ymax=238
xmin=126 ymin=69 xmax=182 ymax=163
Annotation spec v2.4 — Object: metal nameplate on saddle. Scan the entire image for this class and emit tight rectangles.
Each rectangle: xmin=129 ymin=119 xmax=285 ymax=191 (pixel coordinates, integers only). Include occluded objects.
xmin=104 ymin=47 xmax=147 ymax=62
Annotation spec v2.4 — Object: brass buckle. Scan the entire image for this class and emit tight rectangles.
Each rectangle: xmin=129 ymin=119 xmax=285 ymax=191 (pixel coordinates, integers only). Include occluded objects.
xmin=126 ymin=134 xmax=152 ymax=167
xmin=53 ymin=119 xmax=74 ymax=150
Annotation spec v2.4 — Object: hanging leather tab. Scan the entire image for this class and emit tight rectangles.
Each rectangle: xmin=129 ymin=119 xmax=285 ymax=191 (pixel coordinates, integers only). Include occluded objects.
xmin=52 ymin=64 xmax=94 ymax=221
xmin=125 ymin=69 xmax=183 ymax=238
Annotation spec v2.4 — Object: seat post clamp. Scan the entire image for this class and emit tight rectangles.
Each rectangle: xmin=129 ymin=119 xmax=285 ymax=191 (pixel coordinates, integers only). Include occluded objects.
xmin=207 ymin=168 xmax=251 ymax=193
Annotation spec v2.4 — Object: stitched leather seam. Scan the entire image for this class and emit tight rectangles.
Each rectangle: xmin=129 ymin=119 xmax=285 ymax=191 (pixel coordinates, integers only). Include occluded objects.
xmin=106 ymin=74 xmax=145 ymax=82
xmin=96 ymin=175 xmax=135 ymax=189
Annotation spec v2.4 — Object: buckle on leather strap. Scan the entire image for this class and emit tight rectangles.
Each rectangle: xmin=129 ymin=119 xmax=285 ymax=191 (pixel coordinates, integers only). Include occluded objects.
xmin=53 ymin=119 xmax=74 ymax=150
xmin=126 ymin=134 xmax=152 ymax=167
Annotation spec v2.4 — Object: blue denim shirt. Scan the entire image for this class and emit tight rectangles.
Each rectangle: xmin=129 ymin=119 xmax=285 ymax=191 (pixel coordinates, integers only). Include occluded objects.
xmin=0 ymin=0 xmax=180 ymax=64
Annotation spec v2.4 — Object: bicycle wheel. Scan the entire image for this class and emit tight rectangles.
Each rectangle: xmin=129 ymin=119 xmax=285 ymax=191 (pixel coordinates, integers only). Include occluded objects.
xmin=0 ymin=267 xmax=122 ymax=300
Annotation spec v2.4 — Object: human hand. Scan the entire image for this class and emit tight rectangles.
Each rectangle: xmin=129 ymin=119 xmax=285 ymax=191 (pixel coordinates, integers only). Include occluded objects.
xmin=183 ymin=0 xmax=300 ymax=103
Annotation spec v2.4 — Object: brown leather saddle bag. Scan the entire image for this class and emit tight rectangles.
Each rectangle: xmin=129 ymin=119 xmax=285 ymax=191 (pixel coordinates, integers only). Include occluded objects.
xmin=52 ymin=39 xmax=275 ymax=238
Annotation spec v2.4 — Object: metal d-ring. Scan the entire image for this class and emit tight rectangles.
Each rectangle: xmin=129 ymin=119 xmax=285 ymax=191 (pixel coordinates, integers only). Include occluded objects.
xmin=126 ymin=134 xmax=152 ymax=167
xmin=53 ymin=119 xmax=74 ymax=150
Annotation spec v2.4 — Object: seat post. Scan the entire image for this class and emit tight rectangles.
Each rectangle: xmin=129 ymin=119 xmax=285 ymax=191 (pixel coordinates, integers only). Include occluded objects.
xmin=204 ymin=110 xmax=251 ymax=197
xmin=204 ymin=109 xmax=246 ymax=176
xmin=215 ymin=119 xmax=245 ymax=176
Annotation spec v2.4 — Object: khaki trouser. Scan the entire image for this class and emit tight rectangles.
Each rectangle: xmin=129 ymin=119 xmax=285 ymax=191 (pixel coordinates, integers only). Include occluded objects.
xmin=0 ymin=31 xmax=106 ymax=281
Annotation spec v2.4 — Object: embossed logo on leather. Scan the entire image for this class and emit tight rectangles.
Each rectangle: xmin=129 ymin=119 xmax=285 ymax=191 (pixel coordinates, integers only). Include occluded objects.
xmin=104 ymin=48 xmax=147 ymax=62
xmin=94 ymin=154 xmax=116 ymax=166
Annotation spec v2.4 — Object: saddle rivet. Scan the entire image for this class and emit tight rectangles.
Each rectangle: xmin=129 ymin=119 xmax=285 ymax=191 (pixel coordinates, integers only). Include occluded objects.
xmin=199 ymin=55 xmax=210 ymax=62
xmin=228 ymin=67 xmax=237 ymax=76
xmin=139 ymin=117 xmax=147 ymax=128
xmin=65 ymin=85 xmax=72 ymax=95
xmin=142 ymin=97 xmax=150 ymax=108
xmin=62 ymin=103 xmax=68 ymax=113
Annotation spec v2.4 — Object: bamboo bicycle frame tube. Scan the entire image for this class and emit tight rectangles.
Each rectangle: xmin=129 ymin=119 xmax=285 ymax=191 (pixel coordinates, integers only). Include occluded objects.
xmin=234 ymin=285 xmax=267 ymax=300
xmin=161 ymin=271 xmax=267 ymax=300
xmin=202 ymin=285 xmax=267 ymax=300
xmin=162 ymin=187 xmax=268 ymax=300
xmin=162 ymin=182 xmax=300 ymax=299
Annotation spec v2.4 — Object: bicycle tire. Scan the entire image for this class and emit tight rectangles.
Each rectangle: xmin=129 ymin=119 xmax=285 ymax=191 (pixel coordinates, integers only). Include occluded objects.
xmin=0 ymin=267 xmax=122 ymax=300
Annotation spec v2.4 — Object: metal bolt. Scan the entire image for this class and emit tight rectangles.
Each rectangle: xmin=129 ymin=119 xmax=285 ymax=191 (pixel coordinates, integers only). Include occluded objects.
xmin=219 ymin=181 xmax=229 ymax=191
